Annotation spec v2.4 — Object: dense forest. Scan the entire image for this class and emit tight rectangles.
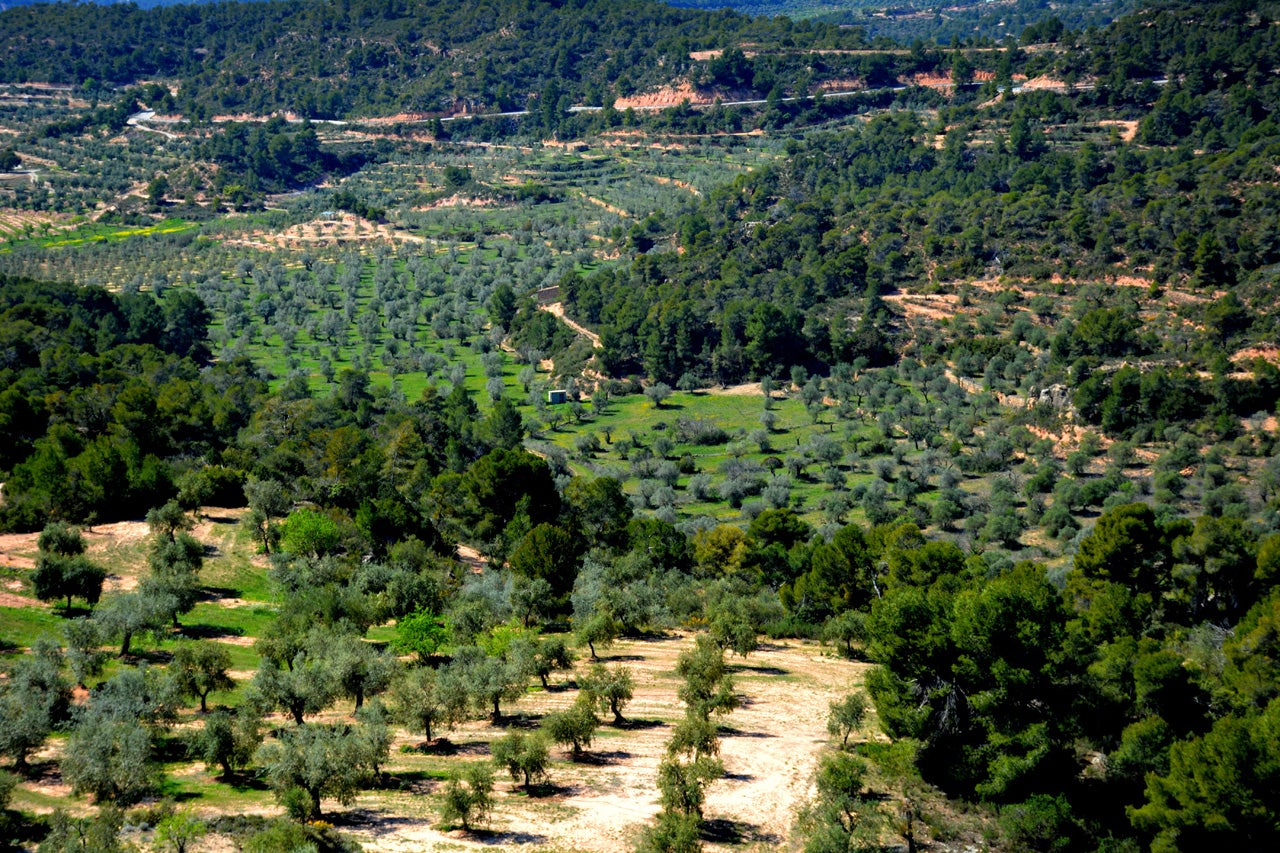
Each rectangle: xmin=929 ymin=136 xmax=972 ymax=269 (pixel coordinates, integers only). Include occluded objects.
xmin=1 ymin=0 xmax=1280 ymax=851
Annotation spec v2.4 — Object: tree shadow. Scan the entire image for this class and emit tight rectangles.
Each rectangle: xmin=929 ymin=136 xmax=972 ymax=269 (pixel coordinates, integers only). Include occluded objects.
xmin=728 ymin=664 xmax=787 ymax=676
xmin=716 ymin=725 xmax=774 ymax=739
xmin=0 ymin=808 xmax=48 ymax=849
xmin=329 ymin=809 xmax=433 ymax=836
xmin=521 ymin=781 xmax=577 ymax=798
xmin=383 ymin=769 xmax=443 ymax=793
xmin=125 ymin=648 xmax=173 ymax=665
xmin=439 ymin=739 xmax=491 ymax=757
xmin=701 ymin=818 xmax=778 ymax=845
xmin=494 ymin=713 xmax=543 ymax=730
xmin=21 ymin=758 xmax=62 ymax=784
xmin=571 ymin=749 xmax=630 ymax=766
xmin=614 ymin=717 xmax=665 ymax=731
xmin=200 ymin=586 xmax=241 ymax=601
xmin=179 ymin=623 xmax=244 ymax=640
xmin=598 ymin=653 xmax=645 ymax=663
xmin=471 ymin=829 xmax=548 ymax=845
xmin=153 ymin=734 xmax=191 ymax=763
xmin=224 ymin=773 xmax=271 ymax=792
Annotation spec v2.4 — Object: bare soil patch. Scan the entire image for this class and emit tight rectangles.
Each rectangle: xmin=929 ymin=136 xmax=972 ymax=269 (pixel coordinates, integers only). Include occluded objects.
xmin=1234 ymin=344 xmax=1280 ymax=366
xmin=1098 ymin=119 xmax=1139 ymax=142
xmin=648 ymin=175 xmax=700 ymax=195
xmin=0 ymin=531 xmax=38 ymax=569
xmin=416 ymin=194 xmax=497 ymax=211
xmin=87 ymin=519 xmax=150 ymax=543
xmin=614 ymin=83 xmax=711 ymax=110
xmin=455 ymin=544 xmax=488 ymax=573
xmin=235 ymin=213 xmax=425 ymax=249
xmin=884 ymin=292 xmax=960 ymax=322
xmin=0 ymin=591 xmax=45 ymax=608
xmin=704 ymin=382 xmax=763 ymax=397
xmin=579 ymin=194 xmax=632 ymax=217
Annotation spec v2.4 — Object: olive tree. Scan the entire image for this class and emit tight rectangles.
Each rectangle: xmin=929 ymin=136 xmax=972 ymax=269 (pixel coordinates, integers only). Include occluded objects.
xmin=0 ymin=639 xmax=69 ymax=773
xmin=541 ymin=694 xmax=599 ymax=757
xmin=438 ymin=762 xmax=495 ymax=831
xmin=249 ymin=654 xmax=339 ymax=725
xmin=169 ymin=641 xmax=235 ymax=713
xmin=579 ymin=663 xmax=635 ymax=725
xmin=62 ymin=713 xmax=157 ymax=804
xmin=256 ymin=723 xmax=372 ymax=820
xmin=827 ymin=692 xmax=870 ymax=748
xmin=491 ymin=730 xmax=550 ymax=788
xmin=190 ymin=707 xmax=263 ymax=778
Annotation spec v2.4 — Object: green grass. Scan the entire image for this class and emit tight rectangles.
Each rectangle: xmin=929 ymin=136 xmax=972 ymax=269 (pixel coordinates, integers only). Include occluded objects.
xmin=182 ymin=601 xmax=277 ymax=644
xmin=0 ymin=604 xmax=66 ymax=653
xmin=3 ymin=217 xmax=197 ymax=252
xmin=532 ymin=387 xmax=884 ymax=525
xmin=199 ymin=517 xmax=273 ymax=602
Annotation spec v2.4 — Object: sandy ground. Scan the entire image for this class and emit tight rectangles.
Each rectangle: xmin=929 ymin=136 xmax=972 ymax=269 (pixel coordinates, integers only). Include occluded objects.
xmin=337 ymin=634 xmax=866 ymax=852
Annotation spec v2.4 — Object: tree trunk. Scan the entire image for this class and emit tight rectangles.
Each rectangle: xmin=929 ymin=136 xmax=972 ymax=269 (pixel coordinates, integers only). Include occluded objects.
xmin=292 ymin=701 xmax=306 ymax=725
xmin=354 ymin=687 xmax=364 ymax=711
xmin=120 ymin=630 xmax=133 ymax=657
xmin=307 ymin=786 xmax=322 ymax=820
xmin=199 ymin=690 xmax=209 ymax=713
xmin=491 ymin=696 xmax=502 ymax=723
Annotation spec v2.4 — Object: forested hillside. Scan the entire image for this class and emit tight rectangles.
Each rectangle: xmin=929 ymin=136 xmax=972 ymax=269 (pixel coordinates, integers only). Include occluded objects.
xmin=1 ymin=0 xmax=1279 ymax=851
xmin=0 ymin=0 xmax=863 ymax=119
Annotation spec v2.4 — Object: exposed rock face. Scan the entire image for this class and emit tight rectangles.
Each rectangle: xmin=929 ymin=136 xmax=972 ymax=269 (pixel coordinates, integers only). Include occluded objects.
xmin=1037 ymin=384 xmax=1072 ymax=409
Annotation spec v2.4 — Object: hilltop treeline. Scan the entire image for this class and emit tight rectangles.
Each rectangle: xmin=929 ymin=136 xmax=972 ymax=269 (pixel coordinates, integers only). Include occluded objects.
xmin=0 ymin=0 xmax=1169 ymax=127
xmin=0 ymin=0 xmax=863 ymax=120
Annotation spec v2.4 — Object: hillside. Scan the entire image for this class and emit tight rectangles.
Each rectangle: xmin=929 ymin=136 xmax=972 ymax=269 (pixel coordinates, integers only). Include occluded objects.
xmin=1 ymin=1 xmax=1280 ymax=851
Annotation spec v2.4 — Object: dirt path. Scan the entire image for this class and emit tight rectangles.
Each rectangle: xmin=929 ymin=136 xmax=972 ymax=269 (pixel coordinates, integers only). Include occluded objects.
xmin=539 ymin=302 xmax=603 ymax=349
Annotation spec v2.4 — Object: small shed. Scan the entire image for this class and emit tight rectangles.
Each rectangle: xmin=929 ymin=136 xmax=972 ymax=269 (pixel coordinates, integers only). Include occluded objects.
xmin=547 ymin=389 xmax=568 ymax=405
